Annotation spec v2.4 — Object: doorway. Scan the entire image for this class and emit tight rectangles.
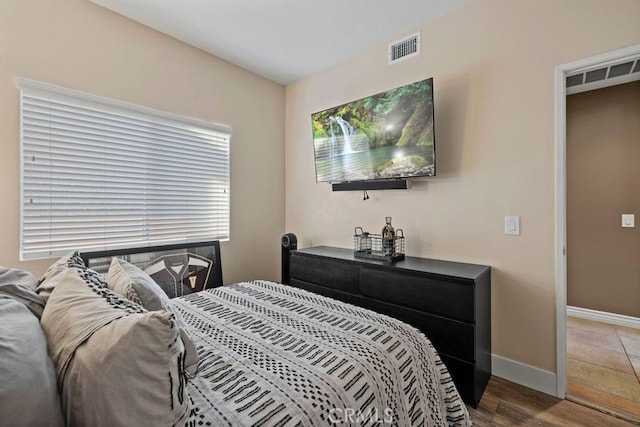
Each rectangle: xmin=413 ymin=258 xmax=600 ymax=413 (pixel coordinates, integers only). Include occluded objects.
xmin=555 ymin=44 xmax=640 ymax=418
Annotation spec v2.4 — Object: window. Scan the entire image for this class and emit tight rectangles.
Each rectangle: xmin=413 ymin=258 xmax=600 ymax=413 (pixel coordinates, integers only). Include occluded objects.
xmin=19 ymin=79 xmax=231 ymax=260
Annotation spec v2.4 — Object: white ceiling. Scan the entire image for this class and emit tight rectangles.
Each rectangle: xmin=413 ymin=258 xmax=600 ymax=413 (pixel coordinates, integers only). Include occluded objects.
xmin=89 ymin=0 xmax=470 ymax=85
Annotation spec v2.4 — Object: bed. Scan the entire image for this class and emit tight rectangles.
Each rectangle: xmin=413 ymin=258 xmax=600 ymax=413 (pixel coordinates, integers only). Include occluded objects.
xmin=0 ymin=242 xmax=472 ymax=427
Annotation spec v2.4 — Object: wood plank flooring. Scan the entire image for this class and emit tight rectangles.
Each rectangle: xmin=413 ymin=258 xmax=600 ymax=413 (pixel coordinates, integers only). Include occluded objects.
xmin=468 ymin=376 xmax=638 ymax=426
xmin=566 ymin=316 xmax=640 ymax=423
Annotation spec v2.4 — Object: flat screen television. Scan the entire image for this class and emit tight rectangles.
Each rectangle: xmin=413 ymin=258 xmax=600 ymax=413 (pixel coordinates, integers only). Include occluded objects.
xmin=311 ymin=77 xmax=435 ymax=184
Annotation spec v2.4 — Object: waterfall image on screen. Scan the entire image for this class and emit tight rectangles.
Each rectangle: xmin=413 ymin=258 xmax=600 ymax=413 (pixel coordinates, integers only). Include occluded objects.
xmin=311 ymin=77 xmax=435 ymax=183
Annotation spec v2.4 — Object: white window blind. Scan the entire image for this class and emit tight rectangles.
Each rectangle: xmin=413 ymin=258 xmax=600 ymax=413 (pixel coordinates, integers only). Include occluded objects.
xmin=19 ymin=79 xmax=231 ymax=260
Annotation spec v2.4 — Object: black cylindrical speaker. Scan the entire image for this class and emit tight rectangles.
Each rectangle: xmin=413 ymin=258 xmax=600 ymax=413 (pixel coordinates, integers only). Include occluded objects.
xmin=281 ymin=233 xmax=297 ymax=284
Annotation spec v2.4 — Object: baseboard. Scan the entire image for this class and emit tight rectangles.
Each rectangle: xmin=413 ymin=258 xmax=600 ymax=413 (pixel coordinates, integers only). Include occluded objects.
xmin=567 ymin=306 xmax=640 ymax=329
xmin=492 ymin=354 xmax=557 ymax=396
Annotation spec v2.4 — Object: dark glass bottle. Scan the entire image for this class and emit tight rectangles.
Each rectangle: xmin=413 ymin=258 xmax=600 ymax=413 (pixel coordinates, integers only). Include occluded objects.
xmin=381 ymin=216 xmax=395 ymax=256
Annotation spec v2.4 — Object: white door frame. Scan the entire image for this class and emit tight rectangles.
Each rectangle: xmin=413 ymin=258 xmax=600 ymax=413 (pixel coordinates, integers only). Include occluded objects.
xmin=554 ymin=43 xmax=640 ymax=398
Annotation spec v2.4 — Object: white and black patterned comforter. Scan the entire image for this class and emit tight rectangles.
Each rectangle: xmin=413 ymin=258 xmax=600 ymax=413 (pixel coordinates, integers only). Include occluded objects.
xmin=172 ymin=280 xmax=471 ymax=427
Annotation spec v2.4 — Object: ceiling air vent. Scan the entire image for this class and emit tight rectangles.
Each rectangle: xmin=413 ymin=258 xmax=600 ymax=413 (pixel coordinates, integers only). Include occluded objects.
xmin=389 ymin=32 xmax=420 ymax=65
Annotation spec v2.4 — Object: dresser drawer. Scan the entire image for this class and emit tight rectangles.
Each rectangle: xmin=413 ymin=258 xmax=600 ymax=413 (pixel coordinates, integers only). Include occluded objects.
xmin=359 ymin=268 xmax=474 ymax=323
xmin=290 ymin=254 xmax=359 ymax=293
xmin=359 ymin=298 xmax=475 ymax=362
xmin=288 ymin=279 xmax=357 ymax=305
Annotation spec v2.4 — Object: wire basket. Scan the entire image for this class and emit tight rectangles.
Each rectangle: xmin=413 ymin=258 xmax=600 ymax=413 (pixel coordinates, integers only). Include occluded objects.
xmin=353 ymin=226 xmax=405 ymax=262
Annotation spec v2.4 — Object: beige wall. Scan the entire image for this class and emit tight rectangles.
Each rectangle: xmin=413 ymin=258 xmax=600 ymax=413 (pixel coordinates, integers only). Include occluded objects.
xmin=285 ymin=0 xmax=640 ymax=373
xmin=0 ymin=0 xmax=285 ymax=284
xmin=567 ymin=81 xmax=640 ymax=318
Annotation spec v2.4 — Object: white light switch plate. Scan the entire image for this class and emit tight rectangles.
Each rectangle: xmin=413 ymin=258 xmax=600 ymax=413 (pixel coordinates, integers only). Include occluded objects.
xmin=505 ymin=216 xmax=520 ymax=235
xmin=622 ymin=214 xmax=635 ymax=228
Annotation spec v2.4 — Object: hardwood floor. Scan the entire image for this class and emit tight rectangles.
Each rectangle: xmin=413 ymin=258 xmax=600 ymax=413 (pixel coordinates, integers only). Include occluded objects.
xmin=566 ymin=316 xmax=640 ymax=423
xmin=469 ymin=376 xmax=638 ymax=426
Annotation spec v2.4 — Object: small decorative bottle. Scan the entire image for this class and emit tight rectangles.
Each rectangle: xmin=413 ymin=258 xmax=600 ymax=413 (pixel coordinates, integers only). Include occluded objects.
xmin=381 ymin=216 xmax=395 ymax=256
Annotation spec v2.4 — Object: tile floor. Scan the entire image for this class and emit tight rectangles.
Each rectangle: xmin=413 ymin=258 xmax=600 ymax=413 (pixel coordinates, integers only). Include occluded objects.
xmin=566 ymin=316 xmax=640 ymax=423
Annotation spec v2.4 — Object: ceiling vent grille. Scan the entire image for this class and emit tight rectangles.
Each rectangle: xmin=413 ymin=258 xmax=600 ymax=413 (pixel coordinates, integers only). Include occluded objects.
xmin=389 ymin=32 xmax=420 ymax=65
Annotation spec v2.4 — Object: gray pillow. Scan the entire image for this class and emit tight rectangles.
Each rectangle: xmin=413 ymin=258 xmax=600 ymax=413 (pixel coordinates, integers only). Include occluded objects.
xmin=0 ymin=296 xmax=64 ymax=427
xmin=0 ymin=267 xmax=44 ymax=317
xmin=108 ymin=257 xmax=200 ymax=377
xmin=40 ymin=266 xmax=190 ymax=426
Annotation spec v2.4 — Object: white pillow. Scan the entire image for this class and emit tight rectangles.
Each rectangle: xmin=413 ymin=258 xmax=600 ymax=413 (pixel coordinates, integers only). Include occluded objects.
xmin=40 ymin=266 xmax=190 ymax=426
xmin=37 ymin=251 xmax=91 ymax=303
xmin=108 ymin=257 xmax=199 ymax=377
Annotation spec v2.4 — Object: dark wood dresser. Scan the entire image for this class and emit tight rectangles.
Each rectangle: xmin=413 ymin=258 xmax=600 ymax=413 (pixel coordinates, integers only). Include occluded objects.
xmin=287 ymin=246 xmax=491 ymax=407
